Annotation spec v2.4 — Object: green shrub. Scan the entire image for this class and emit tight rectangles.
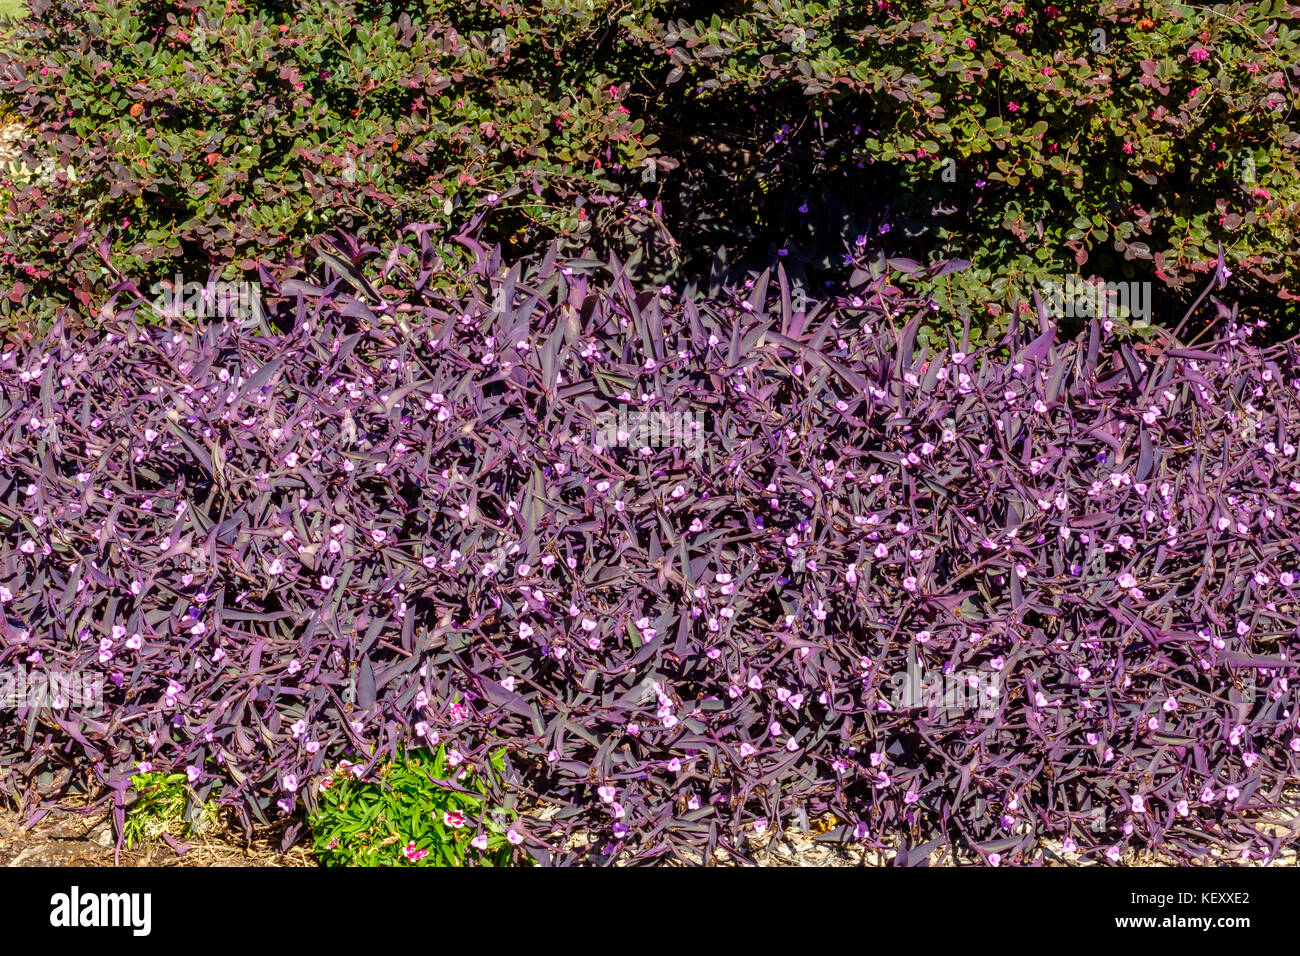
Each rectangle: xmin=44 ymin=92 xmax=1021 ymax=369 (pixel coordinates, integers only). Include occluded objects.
xmin=4 ymin=0 xmax=1297 ymax=339
xmin=0 ymin=0 xmax=663 ymax=325
xmin=648 ymin=0 xmax=1300 ymax=332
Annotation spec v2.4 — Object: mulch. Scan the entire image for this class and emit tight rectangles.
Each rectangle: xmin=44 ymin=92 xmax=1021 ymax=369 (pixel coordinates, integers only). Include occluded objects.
xmin=0 ymin=801 xmax=316 ymax=867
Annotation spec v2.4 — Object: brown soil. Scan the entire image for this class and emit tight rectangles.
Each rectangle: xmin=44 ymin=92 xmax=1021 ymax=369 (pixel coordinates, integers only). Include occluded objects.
xmin=0 ymin=804 xmax=317 ymax=868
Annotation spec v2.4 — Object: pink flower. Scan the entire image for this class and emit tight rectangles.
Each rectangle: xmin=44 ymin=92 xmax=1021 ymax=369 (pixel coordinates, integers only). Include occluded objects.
xmin=443 ymin=810 xmax=467 ymax=828
xmin=403 ymin=841 xmax=429 ymax=862
xmin=1188 ymin=46 xmax=1211 ymax=63
xmin=506 ymin=829 xmax=524 ymax=846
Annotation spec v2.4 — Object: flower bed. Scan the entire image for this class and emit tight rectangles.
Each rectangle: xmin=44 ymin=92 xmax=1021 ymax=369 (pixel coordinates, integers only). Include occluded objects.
xmin=2 ymin=229 xmax=1298 ymax=864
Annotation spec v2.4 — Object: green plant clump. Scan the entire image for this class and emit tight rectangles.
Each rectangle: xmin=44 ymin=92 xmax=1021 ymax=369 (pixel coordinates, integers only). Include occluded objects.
xmin=123 ymin=770 xmax=221 ymax=849
xmin=309 ymin=746 xmax=528 ymax=867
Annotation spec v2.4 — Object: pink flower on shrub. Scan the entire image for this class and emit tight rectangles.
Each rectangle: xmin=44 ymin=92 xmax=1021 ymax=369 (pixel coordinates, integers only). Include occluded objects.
xmin=403 ymin=842 xmax=429 ymax=862
xmin=1188 ymin=46 xmax=1211 ymax=63
xmin=443 ymin=810 xmax=467 ymax=828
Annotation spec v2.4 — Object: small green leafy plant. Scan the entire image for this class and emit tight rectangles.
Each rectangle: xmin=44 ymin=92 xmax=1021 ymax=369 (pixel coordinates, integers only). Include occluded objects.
xmin=309 ymin=746 xmax=528 ymax=867
xmin=123 ymin=771 xmax=220 ymax=849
